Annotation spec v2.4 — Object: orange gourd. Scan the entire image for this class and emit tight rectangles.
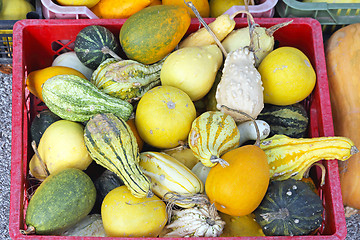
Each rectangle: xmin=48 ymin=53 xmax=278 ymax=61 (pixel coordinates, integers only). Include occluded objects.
xmin=90 ymin=0 xmax=151 ymax=19
xmin=205 ymin=145 xmax=270 ymax=216
xmin=326 ymin=23 xmax=360 ymax=210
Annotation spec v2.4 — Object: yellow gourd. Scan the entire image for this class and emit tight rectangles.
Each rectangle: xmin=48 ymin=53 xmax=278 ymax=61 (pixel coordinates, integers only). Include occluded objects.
xmin=258 ymin=47 xmax=316 ymax=106
xmin=135 ymin=86 xmax=196 ymax=149
xmin=0 ymin=0 xmax=34 ymax=20
xmin=260 ymin=135 xmax=359 ymax=181
xmin=102 ymin=186 xmax=167 ymax=237
xmin=56 ymin=0 xmax=100 ymax=8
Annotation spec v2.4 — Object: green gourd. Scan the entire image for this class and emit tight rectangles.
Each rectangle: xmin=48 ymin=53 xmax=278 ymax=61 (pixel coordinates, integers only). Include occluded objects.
xmin=23 ymin=168 xmax=96 ymax=235
xmin=254 ymin=179 xmax=324 ymax=236
xmin=84 ymin=113 xmax=151 ymax=198
xmin=74 ymin=25 xmax=120 ymax=70
xmin=91 ymin=57 xmax=164 ymax=101
xmin=42 ymin=74 xmax=133 ymax=122
xmin=257 ymin=103 xmax=309 ymax=138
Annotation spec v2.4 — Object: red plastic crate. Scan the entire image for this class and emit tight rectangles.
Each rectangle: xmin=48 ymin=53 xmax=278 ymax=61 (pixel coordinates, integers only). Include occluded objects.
xmin=10 ymin=18 xmax=346 ymax=239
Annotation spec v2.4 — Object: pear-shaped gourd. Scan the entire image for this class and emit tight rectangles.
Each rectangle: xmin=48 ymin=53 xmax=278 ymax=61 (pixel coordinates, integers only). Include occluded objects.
xmin=188 ymin=111 xmax=240 ymax=167
xmin=160 ymin=45 xmax=223 ymax=101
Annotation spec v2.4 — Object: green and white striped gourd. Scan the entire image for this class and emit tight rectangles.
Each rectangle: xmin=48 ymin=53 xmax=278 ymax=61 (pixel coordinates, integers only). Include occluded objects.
xmin=257 ymin=103 xmax=309 ymax=138
xmin=42 ymin=74 xmax=133 ymax=122
xmin=91 ymin=57 xmax=164 ymax=101
xmin=74 ymin=25 xmax=120 ymax=70
xmin=84 ymin=113 xmax=151 ymax=198
xmin=188 ymin=111 xmax=240 ymax=167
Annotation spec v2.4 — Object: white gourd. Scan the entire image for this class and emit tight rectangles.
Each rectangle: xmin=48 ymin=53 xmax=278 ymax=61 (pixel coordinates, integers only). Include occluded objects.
xmin=237 ymin=120 xmax=270 ymax=146
xmin=215 ymin=47 xmax=264 ymax=122
xmin=164 ymin=203 xmax=225 ymax=237
xmin=191 ymin=162 xmax=211 ymax=185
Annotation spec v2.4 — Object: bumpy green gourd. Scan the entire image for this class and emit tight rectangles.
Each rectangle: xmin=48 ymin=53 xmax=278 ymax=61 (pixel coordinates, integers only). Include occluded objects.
xmin=42 ymin=74 xmax=133 ymax=122
xmin=84 ymin=113 xmax=151 ymax=198
xmin=91 ymin=57 xmax=164 ymax=101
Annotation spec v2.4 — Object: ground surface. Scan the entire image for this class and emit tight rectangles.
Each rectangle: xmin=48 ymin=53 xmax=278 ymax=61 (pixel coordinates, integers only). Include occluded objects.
xmin=0 ymin=71 xmax=359 ymax=239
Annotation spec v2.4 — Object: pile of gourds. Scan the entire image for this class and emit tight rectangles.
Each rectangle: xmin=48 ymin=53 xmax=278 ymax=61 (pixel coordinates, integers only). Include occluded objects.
xmin=22 ymin=2 xmax=360 ymax=238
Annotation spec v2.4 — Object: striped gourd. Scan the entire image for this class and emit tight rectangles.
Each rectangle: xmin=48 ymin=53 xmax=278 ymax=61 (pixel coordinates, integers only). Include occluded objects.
xmin=42 ymin=74 xmax=133 ymax=122
xmin=257 ymin=103 xmax=309 ymax=138
xmin=139 ymin=151 xmax=204 ymax=208
xmin=84 ymin=113 xmax=151 ymax=198
xmin=91 ymin=57 xmax=164 ymax=101
xmin=188 ymin=111 xmax=240 ymax=167
xmin=74 ymin=25 xmax=120 ymax=70
xmin=260 ymin=134 xmax=359 ymax=181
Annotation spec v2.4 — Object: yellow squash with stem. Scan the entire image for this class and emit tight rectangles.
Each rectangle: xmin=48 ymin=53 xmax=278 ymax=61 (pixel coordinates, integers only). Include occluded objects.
xmin=259 ymin=134 xmax=359 ymax=181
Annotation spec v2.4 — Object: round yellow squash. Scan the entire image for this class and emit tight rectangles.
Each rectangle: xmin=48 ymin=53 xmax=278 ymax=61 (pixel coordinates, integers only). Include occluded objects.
xmin=258 ymin=47 xmax=316 ymax=106
xmin=135 ymin=86 xmax=196 ymax=149
xmin=102 ymin=186 xmax=167 ymax=237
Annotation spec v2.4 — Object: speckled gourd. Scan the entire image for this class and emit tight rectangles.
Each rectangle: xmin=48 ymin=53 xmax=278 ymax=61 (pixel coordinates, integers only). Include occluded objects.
xmin=188 ymin=111 xmax=240 ymax=167
xmin=42 ymin=74 xmax=133 ymax=122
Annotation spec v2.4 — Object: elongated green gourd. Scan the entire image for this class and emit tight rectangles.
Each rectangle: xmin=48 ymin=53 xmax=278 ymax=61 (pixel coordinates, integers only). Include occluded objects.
xmin=84 ymin=113 xmax=151 ymax=198
xmin=91 ymin=57 xmax=164 ymax=101
xmin=42 ymin=74 xmax=133 ymax=122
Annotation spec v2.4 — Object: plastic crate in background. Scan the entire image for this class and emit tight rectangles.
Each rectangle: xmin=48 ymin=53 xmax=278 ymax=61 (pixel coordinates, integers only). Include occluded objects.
xmin=10 ymin=18 xmax=346 ymax=239
xmin=41 ymin=0 xmax=99 ymax=19
xmin=224 ymin=0 xmax=278 ymax=17
xmin=0 ymin=0 xmax=42 ymax=64
xmin=276 ymin=0 xmax=360 ymax=36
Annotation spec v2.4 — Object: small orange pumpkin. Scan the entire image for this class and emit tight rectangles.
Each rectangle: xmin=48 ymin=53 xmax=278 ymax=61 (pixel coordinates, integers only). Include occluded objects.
xmin=205 ymin=145 xmax=270 ymax=216
xmin=91 ymin=0 xmax=151 ymax=19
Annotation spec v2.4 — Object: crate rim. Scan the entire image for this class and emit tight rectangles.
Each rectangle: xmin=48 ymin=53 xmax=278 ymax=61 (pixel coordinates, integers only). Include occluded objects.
xmin=10 ymin=17 xmax=346 ymax=240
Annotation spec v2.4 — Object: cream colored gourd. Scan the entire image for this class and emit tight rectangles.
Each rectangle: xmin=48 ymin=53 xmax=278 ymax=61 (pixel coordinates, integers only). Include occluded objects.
xmin=179 ymin=13 xmax=235 ymax=48
xmin=215 ymin=47 xmax=264 ymax=122
xmin=164 ymin=198 xmax=225 ymax=237
xmin=188 ymin=111 xmax=240 ymax=167
xmin=139 ymin=151 xmax=204 ymax=208
xmin=221 ymin=21 xmax=292 ymax=67
xmin=160 ymin=45 xmax=223 ymax=101
xmin=184 ymin=5 xmax=265 ymax=122
xmin=29 ymin=120 xmax=92 ymax=180
xmin=237 ymin=120 xmax=270 ymax=146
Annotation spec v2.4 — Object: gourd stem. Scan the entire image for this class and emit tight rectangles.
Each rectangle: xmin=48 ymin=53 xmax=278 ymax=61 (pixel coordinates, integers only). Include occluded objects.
xmin=20 ymin=225 xmax=35 ymax=235
xmin=101 ymin=46 xmax=122 ymax=60
xmin=219 ymin=105 xmax=261 ymax=147
xmin=210 ymin=155 xmax=229 ymax=167
xmin=184 ymin=0 xmax=228 ymax=57
xmin=265 ymin=20 xmax=293 ymax=37
xmin=351 ymin=145 xmax=359 ymax=155
xmin=164 ymin=193 xmax=210 ymax=222
xmin=31 ymin=140 xmax=50 ymax=177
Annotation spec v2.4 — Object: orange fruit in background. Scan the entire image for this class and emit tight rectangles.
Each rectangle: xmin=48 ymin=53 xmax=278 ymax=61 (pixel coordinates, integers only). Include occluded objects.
xmin=91 ymin=0 xmax=151 ymax=19
xmin=126 ymin=118 xmax=144 ymax=151
xmin=162 ymin=0 xmax=209 ymax=18
xmin=150 ymin=0 xmax=162 ymax=5
xmin=205 ymin=145 xmax=270 ymax=216
xmin=26 ymin=66 xmax=86 ymax=102
xmin=209 ymin=0 xmax=245 ymax=17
